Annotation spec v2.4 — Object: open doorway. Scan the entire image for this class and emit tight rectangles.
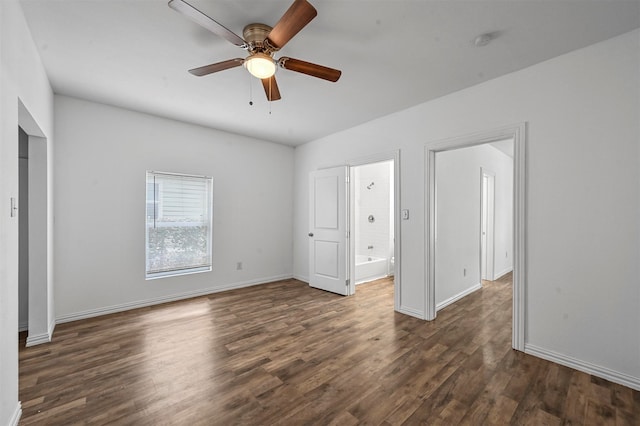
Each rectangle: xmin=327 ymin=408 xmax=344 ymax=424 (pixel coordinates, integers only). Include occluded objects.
xmin=307 ymin=152 xmax=400 ymax=310
xmin=425 ymin=123 xmax=526 ymax=350
xmin=351 ymin=160 xmax=394 ymax=286
xmin=433 ymin=141 xmax=513 ymax=312
xmin=348 ymin=153 xmax=400 ymax=312
xmin=18 ymin=100 xmax=54 ymax=346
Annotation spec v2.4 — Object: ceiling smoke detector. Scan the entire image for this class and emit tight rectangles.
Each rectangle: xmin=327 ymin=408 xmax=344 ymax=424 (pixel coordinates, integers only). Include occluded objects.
xmin=474 ymin=32 xmax=499 ymax=47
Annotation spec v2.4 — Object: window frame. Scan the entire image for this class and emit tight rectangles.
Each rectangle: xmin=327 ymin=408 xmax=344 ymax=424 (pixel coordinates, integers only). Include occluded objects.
xmin=145 ymin=171 xmax=213 ymax=280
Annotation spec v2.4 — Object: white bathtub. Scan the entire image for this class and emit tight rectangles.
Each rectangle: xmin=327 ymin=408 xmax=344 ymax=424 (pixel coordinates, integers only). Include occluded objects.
xmin=355 ymin=255 xmax=388 ymax=284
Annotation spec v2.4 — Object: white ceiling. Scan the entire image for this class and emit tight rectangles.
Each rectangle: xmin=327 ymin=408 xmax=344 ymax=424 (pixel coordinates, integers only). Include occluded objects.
xmin=20 ymin=0 xmax=640 ymax=146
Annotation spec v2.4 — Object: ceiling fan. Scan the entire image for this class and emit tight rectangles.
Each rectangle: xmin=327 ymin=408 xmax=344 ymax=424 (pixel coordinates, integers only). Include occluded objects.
xmin=168 ymin=0 xmax=342 ymax=101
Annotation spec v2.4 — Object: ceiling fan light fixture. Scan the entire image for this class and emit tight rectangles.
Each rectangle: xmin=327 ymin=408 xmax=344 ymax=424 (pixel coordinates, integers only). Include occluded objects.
xmin=244 ymin=53 xmax=276 ymax=79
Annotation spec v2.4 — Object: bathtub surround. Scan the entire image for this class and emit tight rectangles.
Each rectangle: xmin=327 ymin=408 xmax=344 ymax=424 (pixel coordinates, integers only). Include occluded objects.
xmin=354 ymin=161 xmax=394 ymax=284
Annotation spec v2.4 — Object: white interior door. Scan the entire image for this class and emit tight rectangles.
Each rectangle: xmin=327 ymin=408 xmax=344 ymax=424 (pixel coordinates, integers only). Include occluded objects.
xmin=309 ymin=166 xmax=349 ymax=295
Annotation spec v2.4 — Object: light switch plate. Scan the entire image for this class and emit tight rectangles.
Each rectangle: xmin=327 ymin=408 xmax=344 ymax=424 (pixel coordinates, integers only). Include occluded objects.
xmin=402 ymin=209 xmax=409 ymax=220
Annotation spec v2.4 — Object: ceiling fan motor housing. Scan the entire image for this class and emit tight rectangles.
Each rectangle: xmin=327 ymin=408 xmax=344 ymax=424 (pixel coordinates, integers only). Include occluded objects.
xmin=243 ymin=23 xmax=274 ymax=54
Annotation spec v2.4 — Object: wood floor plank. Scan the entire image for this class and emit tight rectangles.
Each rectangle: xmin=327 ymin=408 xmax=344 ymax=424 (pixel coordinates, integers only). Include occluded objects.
xmin=18 ymin=274 xmax=639 ymax=425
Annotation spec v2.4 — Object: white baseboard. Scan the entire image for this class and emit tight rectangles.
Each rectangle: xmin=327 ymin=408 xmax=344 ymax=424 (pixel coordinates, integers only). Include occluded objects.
xmin=398 ymin=305 xmax=424 ymax=320
xmin=525 ymin=344 xmax=640 ymax=391
xmin=293 ymin=274 xmax=309 ymax=283
xmin=493 ymin=267 xmax=513 ymax=280
xmin=26 ymin=330 xmax=51 ymax=347
xmin=18 ymin=321 xmax=28 ymax=332
xmin=56 ymin=274 xmax=293 ymax=325
xmin=436 ymin=282 xmax=482 ymax=312
xmin=25 ymin=318 xmax=56 ymax=346
xmin=48 ymin=318 xmax=56 ymax=340
xmin=8 ymin=402 xmax=21 ymax=426
xmin=26 ymin=332 xmax=51 ymax=346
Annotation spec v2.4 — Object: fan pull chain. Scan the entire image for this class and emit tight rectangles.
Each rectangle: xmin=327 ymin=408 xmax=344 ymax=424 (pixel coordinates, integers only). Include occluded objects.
xmin=248 ymin=73 xmax=253 ymax=106
xmin=269 ymin=78 xmax=272 ymax=115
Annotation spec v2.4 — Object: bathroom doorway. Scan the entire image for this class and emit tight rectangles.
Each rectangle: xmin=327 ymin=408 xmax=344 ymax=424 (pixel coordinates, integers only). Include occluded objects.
xmin=350 ymin=159 xmax=395 ymax=294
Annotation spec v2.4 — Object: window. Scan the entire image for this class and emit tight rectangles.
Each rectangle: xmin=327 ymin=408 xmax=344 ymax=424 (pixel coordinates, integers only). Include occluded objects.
xmin=145 ymin=171 xmax=213 ymax=279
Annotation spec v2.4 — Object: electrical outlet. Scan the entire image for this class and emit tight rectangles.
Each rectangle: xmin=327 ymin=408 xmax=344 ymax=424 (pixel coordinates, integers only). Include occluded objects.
xmin=236 ymin=262 xmax=243 ymax=270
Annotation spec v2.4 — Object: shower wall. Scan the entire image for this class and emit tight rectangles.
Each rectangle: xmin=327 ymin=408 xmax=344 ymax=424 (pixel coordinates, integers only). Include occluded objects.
xmin=354 ymin=161 xmax=394 ymax=273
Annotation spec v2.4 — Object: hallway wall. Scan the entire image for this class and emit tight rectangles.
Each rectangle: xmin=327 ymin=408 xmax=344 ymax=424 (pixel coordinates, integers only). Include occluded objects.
xmin=0 ymin=0 xmax=55 ymax=423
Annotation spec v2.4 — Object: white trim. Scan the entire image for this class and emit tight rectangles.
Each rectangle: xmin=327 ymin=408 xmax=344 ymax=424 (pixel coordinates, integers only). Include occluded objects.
xmin=425 ymin=122 xmax=527 ymax=351
xmin=494 ymin=267 xmax=513 ymax=280
xmin=398 ymin=305 xmax=424 ymax=319
xmin=512 ymin=123 xmax=527 ymax=351
xmin=8 ymin=402 xmax=22 ymax=426
xmin=26 ymin=331 xmax=51 ymax=347
xmin=56 ymin=274 xmax=293 ymax=324
xmin=48 ymin=318 xmax=56 ymax=339
xmin=425 ymin=149 xmax=437 ymax=321
xmin=436 ymin=282 xmax=482 ymax=312
xmin=24 ymin=317 xmax=56 ymax=346
xmin=525 ymin=344 xmax=640 ymax=391
xmin=18 ymin=321 xmax=28 ymax=332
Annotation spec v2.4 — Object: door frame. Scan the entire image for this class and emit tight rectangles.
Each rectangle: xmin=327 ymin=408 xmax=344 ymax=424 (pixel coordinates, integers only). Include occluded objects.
xmin=347 ymin=151 xmax=401 ymax=312
xmin=425 ymin=123 xmax=526 ymax=351
xmin=480 ymin=168 xmax=496 ymax=281
xmin=18 ymin=99 xmax=54 ymax=347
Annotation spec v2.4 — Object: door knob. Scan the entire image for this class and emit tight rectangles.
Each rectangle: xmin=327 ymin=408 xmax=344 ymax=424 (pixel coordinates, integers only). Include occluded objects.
xmin=308 ymin=233 xmax=314 ymax=237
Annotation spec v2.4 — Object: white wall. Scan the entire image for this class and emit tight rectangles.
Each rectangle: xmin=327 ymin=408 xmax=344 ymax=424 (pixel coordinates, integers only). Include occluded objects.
xmin=294 ymin=29 xmax=639 ymax=386
xmin=54 ymin=96 xmax=294 ymax=320
xmin=0 ymin=0 xmax=55 ymax=423
xmin=435 ymin=144 xmax=513 ymax=307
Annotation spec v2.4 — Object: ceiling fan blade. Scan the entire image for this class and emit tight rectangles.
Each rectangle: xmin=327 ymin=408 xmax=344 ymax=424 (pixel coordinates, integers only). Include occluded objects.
xmin=168 ymin=0 xmax=247 ymax=48
xmin=279 ymin=57 xmax=341 ymax=82
xmin=261 ymin=76 xmax=282 ymax=101
xmin=188 ymin=58 xmax=244 ymax=76
xmin=265 ymin=0 xmax=317 ymax=50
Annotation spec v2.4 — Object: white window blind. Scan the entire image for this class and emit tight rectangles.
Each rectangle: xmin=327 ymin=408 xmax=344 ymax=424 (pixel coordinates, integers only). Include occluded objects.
xmin=145 ymin=171 xmax=213 ymax=279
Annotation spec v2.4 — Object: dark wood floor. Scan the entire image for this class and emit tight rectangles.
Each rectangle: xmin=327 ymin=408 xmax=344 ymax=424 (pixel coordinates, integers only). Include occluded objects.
xmin=19 ymin=274 xmax=639 ymax=425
